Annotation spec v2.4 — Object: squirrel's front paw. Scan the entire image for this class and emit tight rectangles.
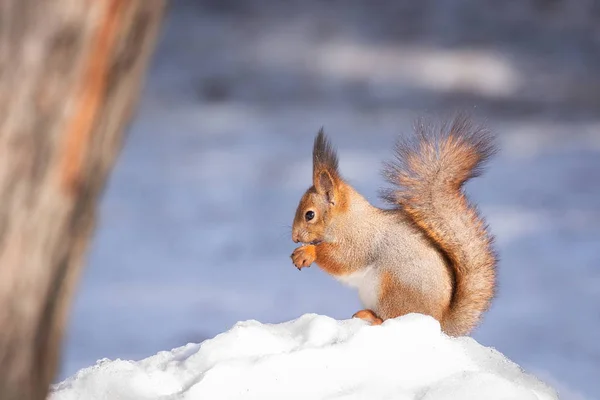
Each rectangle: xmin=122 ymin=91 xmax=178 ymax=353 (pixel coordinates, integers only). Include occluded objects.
xmin=291 ymin=245 xmax=316 ymax=270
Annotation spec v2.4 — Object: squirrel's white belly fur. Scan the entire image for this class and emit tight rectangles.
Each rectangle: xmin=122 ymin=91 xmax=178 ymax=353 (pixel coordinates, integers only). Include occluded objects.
xmin=335 ymin=266 xmax=380 ymax=310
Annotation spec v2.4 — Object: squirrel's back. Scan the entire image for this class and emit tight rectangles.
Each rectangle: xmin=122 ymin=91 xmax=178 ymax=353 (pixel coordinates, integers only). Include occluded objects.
xmin=380 ymin=113 xmax=498 ymax=336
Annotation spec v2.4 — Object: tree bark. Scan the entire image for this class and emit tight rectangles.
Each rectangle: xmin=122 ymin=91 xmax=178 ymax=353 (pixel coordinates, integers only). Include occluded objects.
xmin=0 ymin=1 xmax=166 ymax=399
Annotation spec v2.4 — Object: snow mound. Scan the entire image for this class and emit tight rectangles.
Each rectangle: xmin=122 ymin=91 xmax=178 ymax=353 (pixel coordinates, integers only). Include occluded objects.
xmin=50 ymin=313 xmax=557 ymax=400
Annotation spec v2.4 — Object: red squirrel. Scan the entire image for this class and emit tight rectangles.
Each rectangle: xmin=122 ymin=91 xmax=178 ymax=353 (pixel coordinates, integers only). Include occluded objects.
xmin=290 ymin=114 xmax=497 ymax=336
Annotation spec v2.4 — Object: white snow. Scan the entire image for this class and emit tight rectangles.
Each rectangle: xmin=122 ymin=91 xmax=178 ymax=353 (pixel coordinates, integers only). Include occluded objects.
xmin=50 ymin=313 xmax=557 ymax=400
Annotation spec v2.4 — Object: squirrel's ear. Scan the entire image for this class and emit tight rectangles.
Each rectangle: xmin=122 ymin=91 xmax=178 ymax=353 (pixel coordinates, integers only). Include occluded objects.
xmin=312 ymin=128 xmax=340 ymax=204
xmin=315 ymin=170 xmax=336 ymax=205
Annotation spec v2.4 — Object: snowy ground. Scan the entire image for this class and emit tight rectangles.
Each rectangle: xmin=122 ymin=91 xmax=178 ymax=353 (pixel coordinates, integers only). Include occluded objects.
xmin=51 ymin=313 xmax=558 ymax=400
xmin=59 ymin=1 xmax=600 ymax=400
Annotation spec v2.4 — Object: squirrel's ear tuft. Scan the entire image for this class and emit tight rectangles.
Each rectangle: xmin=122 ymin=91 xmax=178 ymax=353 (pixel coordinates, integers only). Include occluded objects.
xmin=313 ymin=128 xmax=340 ymax=182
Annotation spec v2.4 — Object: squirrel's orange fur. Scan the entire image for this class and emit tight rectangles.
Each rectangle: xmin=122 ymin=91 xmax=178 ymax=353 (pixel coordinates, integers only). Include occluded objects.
xmin=291 ymin=113 xmax=498 ymax=336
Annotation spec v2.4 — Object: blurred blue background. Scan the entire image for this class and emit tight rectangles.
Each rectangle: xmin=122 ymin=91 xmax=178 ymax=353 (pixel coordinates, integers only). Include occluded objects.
xmin=60 ymin=1 xmax=600 ymax=399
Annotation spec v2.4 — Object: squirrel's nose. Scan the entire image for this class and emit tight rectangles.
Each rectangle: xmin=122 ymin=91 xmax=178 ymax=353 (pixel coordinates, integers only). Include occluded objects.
xmin=292 ymin=232 xmax=299 ymax=243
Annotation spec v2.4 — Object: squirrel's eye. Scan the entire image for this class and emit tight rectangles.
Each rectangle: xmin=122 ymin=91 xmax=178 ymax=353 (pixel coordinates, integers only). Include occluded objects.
xmin=305 ymin=210 xmax=315 ymax=221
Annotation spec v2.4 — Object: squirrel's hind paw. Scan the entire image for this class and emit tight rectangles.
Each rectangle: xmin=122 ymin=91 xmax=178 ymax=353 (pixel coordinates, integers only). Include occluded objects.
xmin=352 ymin=309 xmax=383 ymax=325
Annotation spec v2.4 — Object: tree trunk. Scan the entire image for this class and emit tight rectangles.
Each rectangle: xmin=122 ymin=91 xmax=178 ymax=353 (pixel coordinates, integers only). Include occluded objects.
xmin=0 ymin=1 xmax=166 ymax=399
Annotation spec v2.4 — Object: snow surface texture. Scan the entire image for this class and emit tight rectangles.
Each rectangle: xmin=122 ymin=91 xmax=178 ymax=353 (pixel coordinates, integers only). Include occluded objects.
xmin=61 ymin=2 xmax=599 ymax=400
xmin=51 ymin=313 xmax=557 ymax=400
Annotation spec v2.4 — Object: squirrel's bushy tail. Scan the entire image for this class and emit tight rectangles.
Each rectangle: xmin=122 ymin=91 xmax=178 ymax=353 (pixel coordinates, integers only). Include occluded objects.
xmin=381 ymin=113 xmax=498 ymax=336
